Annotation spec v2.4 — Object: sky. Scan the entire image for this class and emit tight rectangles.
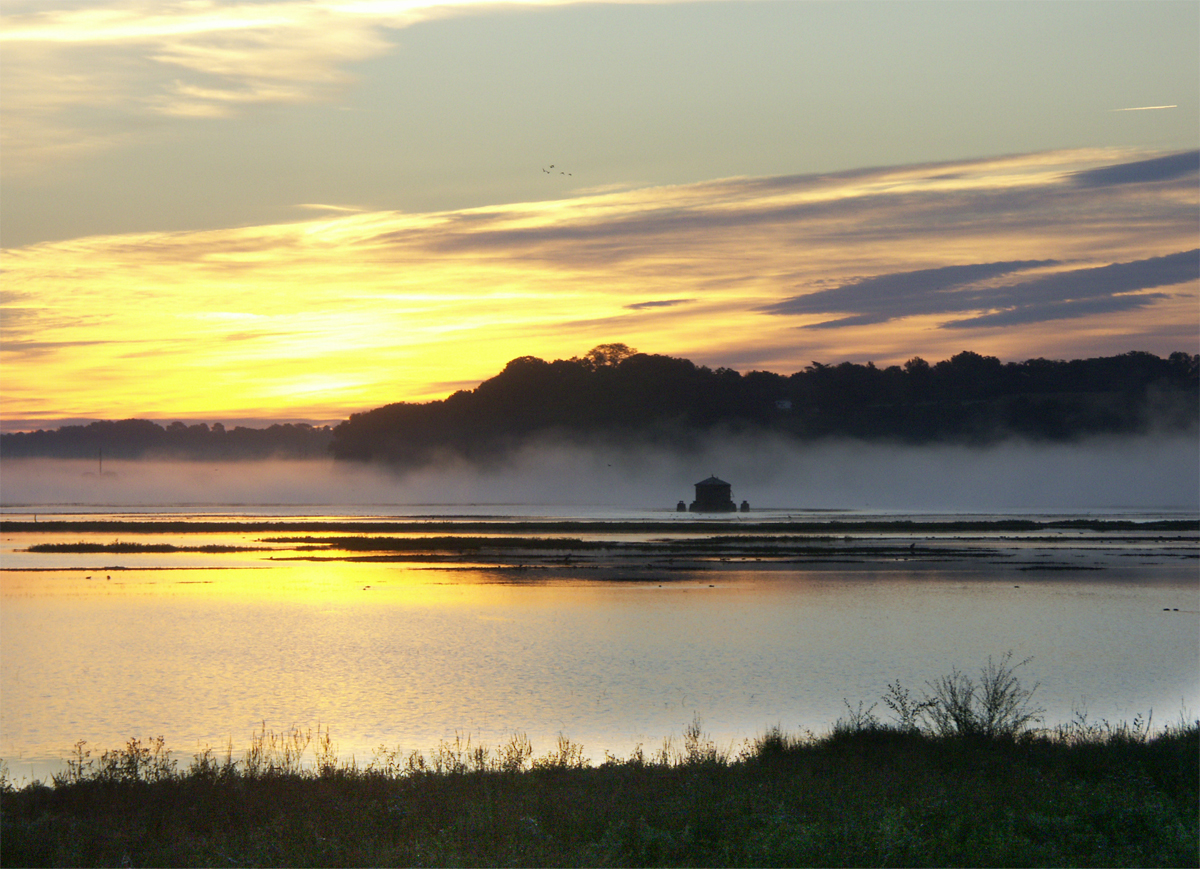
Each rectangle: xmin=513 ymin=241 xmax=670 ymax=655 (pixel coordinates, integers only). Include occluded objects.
xmin=2 ymin=0 xmax=1197 ymax=431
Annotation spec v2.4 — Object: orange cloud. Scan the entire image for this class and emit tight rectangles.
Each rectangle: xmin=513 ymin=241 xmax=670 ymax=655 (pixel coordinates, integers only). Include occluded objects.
xmin=2 ymin=149 xmax=1196 ymax=427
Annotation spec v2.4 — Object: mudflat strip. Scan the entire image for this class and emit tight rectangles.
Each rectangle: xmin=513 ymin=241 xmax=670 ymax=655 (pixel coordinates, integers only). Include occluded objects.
xmin=6 ymin=517 xmax=1196 ymax=576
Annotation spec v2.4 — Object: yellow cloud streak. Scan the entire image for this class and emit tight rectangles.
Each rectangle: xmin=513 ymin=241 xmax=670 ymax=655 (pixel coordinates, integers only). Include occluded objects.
xmin=2 ymin=149 xmax=1196 ymax=425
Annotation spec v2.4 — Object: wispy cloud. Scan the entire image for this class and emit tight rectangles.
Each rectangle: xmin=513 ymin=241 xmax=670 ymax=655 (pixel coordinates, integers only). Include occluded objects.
xmin=760 ymin=248 xmax=1199 ymax=332
xmin=1071 ymin=150 xmax=1199 ymax=187
xmin=943 ymin=294 xmax=1170 ymax=329
xmin=295 ymin=203 xmax=367 ymax=213
xmin=0 ymin=0 xmax=613 ymax=171
xmin=763 ymin=249 xmax=1197 ymax=331
xmin=624 ymin=299 xmax=695 ymax=310
xmin=759 ymin=261 xmax=1060 ymax=325
xmin=3 ymin=149 xmax=1196 ymax=421
xmin=942 ymin=250 xmax=1198 ymax=328
xmin=0 ymin=339 xmax=114 ymax=361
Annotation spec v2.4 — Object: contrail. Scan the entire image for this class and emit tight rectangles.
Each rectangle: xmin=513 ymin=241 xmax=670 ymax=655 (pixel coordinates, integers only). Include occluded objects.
xmin=1109 ymin=105 xmax=1178 ymax=112
xmin=296 ymin=203 xmax=366 ymax=213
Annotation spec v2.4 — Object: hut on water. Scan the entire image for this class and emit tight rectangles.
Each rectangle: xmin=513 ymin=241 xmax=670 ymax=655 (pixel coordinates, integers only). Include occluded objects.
xmin=689 ymin=476 xmax=738 ymax=513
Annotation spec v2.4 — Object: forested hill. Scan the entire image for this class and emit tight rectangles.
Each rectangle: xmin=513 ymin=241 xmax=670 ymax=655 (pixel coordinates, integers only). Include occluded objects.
xmin=0 ymin=421 xmax=333 ymax=461
xmin=3 ymin=347 xmax=1196 ymax=463
xmin=329 ymin=346 xmax=1199 ymax=465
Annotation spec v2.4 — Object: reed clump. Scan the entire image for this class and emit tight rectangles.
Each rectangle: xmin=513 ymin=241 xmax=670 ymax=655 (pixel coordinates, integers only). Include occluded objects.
xmin=832 ymin=651 xmax=1046 ymax=741
xmin=2 ymin=666 xmax=1196 ymax=868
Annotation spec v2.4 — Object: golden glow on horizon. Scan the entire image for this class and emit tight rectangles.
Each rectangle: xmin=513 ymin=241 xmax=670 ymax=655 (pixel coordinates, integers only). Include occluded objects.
xmin=3 ymin=148 xmax=1196 ymax=428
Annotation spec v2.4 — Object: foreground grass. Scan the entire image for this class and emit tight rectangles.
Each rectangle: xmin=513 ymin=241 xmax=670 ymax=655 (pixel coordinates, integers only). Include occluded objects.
xmin=2 ymin=717 xmax=1196 ymax=868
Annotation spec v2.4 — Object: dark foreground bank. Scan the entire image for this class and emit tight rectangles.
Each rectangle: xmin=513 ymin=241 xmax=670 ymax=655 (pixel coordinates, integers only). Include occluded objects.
xmin=2 ymin=716 xmax=1196 ymax=868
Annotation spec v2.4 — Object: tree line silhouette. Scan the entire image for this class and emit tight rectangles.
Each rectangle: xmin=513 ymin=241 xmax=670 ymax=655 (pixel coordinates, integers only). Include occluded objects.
xmin=0 ymin=420 xmax=333 ymax=461
xmin=3 ymin=346 xmax=1195 ymax=464
xmin=329 ymin=345 xmax=1198 ymax=465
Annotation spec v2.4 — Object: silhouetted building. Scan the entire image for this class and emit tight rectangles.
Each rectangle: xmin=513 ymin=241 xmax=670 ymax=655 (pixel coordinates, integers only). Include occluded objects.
xmin=689 ymin=476 xmax=737 ymax=512
xmin=677 ymin=500 xmax=687 ymax=512
xmin=740 ymin=500 xmax=750 ymax=513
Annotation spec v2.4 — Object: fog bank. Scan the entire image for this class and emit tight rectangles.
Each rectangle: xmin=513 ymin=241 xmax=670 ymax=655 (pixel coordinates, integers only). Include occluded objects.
xmin=2 ymin=433 xmax=1196 ymax=513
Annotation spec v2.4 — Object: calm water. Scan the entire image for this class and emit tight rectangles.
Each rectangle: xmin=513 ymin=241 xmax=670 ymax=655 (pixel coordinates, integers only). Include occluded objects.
xmin=2 ymin=505 xmax=1197 ymax=782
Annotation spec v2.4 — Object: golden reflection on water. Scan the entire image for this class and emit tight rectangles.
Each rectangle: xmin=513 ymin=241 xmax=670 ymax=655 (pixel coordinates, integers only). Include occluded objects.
xmin=2 ymin=527 xmax=1197 ymax=783
xmin=0 ymin=561 xmax=510 ymax=605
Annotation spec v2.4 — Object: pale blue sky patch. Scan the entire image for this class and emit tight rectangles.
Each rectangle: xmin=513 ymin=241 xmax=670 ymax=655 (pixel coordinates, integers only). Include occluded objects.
xmin=2 ymin=1 xmax=1197 ymax=247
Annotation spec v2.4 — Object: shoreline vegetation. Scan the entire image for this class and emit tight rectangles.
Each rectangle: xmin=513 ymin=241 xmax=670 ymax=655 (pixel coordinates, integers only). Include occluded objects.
xmin=2 ymin=348 xmax=1196 ymax=464
xmin=2 ymin=655 xmax=1196 ymax=868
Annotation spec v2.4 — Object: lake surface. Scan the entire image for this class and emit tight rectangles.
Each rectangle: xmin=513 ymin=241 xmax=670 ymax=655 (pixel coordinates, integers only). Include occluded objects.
xmin=2 ymin=504 xmax=1197 ymax=782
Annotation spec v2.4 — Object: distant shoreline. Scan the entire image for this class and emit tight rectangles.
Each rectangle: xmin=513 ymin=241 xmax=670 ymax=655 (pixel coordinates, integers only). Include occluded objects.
xmin=4 ymin=517 xmax=1196 ymax=534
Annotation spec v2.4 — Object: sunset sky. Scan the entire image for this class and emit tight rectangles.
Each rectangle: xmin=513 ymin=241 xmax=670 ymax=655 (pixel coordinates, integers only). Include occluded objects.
xmin=2 ymin=0 xmax=1197 ymax=430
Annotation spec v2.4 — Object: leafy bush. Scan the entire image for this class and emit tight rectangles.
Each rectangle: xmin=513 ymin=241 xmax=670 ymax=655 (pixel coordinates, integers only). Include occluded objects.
xmin=881 ymin=651 xmax=1044 ymax=739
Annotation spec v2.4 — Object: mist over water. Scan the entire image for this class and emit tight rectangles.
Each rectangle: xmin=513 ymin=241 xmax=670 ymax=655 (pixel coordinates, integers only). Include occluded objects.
xmin=3 ymin=434 xmax=1197 ymax=778
xmin=2 ymin=432 xmax=1196 ymax=512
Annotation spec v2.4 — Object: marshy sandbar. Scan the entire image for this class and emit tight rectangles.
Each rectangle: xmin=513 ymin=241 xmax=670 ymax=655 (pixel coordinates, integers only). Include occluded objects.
xmin=8 ymin=516 xmax=1196 ymax=575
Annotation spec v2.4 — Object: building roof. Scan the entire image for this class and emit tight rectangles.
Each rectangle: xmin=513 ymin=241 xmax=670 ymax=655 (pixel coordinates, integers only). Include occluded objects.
xmin=695 ymin=476 xmax=730 ymax=486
